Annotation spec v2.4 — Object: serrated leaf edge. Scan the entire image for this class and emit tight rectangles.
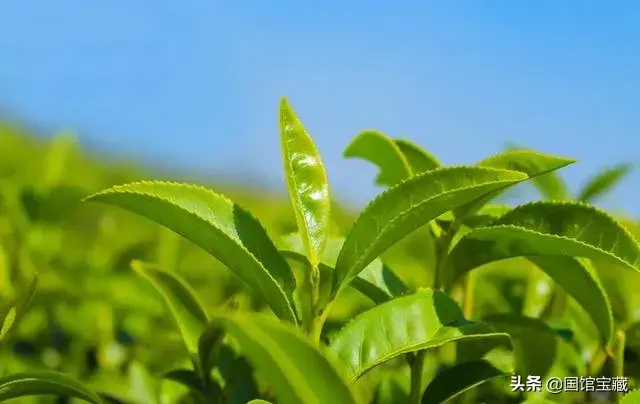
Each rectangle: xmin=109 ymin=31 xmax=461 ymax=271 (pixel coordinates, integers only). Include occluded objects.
xmin=84 ymin=180 xmax=297 ymax=321
xmin=334 ymin=166 xmax=528 ymax=290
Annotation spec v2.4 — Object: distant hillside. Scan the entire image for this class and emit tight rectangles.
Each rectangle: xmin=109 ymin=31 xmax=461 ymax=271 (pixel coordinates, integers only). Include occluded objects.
xmin=0 ymin=119 xmax=355 ymax=234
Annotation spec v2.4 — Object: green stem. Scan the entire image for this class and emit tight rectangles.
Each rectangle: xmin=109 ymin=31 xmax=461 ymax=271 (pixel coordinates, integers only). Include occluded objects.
xmin=310 ymin=263 xmax=320 ymax=310
xmin=409 ymin=350 xmax=426 ymax=404
xmin=611 ymin=329 xmax=626 ymax=403
xmin=432 ymin=223 xmax=457 ymax=290
xmin=310 ymin=300 xmax=333 ymax=345
xmin=462 ymin=272 xmax=476 ymax=318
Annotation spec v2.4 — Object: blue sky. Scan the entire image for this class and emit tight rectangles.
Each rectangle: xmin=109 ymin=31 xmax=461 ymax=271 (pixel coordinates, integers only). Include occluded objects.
xmin=0 ymin=2 xmax=638 ymax=214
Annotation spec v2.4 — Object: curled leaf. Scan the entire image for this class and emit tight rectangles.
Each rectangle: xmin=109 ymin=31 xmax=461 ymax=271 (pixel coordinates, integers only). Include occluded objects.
xmin=279 ymin=98 xmax=331 ymax=267
xmin=394 ymin=139 xmax=442 ymax=173
xmin=344 ymin=130 xmax=412 ymax=187
xmin=343 ymin=132 xmax=442 ymax=187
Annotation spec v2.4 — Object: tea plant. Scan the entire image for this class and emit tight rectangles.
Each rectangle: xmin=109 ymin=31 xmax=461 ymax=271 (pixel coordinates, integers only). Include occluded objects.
xmin=0 ymin=98 xmax=639 ymax=403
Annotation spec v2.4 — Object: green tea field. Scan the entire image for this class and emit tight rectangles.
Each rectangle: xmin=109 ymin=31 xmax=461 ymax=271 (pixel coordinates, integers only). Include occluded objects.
xmin=1 ymin=99 xmax=640 ymax=403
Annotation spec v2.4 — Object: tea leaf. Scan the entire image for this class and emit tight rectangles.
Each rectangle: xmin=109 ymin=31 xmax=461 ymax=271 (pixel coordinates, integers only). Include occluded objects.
xmin=0 ymin=273 xmax=38 ymax=343
xmin=281 ymin=249 xmax=405 ymax=307
xmin=328 ymin=290 xmax=511 ymax=380
xmin=528 ymin=257 xmax=613 ymax=345
xmin=280 ymin=236 xmax=408 ymax=307
xmin=198 ymin=322 xmax=224 ymax=375
xmin=531 ymin=172 xmax=570 ymax=201
xmin=131 ymin=261 xmax=208 ymax=356
xmin=477 ymin=149 xmax=576 ymax=176
xmin=443 ymin=201 xmax=640 ymax=289
xmin=454 ymin=150 xmax=576 ymax=219
xmin=421 ymin=360 xmax=508 ymax=404
xmin=350 ymin=263 xmax=409 ymax=304
xmin=206 ymin=312 xmax=361 ymax=404
xmin=437 ymin=204 xmax=512 ymax=228
xmin=394 ymin=139 xmax=442 ymax=172
xmin=344 ymin=130 xmax=411 ymax=187
xmin=578 ymin=163 xmax=632 ymax=203
xmin=0 ymin=371 xmax=103 ymax=403
xmin=482 ymin=314 xmax=558 ymax=377
xmin=220 ymin=354 xmax=261 ymax=404
xmin=279 ymin=98 xmax=331 ymax=267
xmin=333 ymin=167 xmax=527 ymax=297
xmin=85 ymin=181 xmax=297 ymax=323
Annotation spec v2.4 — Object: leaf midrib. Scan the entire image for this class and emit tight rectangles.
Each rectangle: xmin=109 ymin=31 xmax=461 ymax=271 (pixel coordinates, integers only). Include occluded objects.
xmin=89 ymin=187 xmax=296 ymax=320
xmin=281 ymin=128 xmax=323 ymax=265
xmin=338 ymin=177 xmax=526 ymax=286
xmin=465 ymin=224 xmax=639 ymax=269
xmin=0 ymin=376 xmax=99 ymax=403
xmin=346 ymin=329 xmax=508 ymax=381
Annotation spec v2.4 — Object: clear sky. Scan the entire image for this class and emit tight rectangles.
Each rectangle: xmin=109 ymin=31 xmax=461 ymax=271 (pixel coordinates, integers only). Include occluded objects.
xmin=0 ymin=2 xmax=638 ymax=214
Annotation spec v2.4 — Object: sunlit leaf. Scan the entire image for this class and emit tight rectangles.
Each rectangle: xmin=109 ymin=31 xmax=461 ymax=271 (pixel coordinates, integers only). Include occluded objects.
xmin=394 ymin=139 xmax=442 ymax=173
xmin=344 ymin=130 xmax=411 ymax=187
xmin=333 ymin=167 xmax=527 ymax=297
xmin=443 ymin=201 xmax=640 ymax=289
xmin=454 ymin=149 xmax=576 ymax=219
xmin=85 ymin=181 xmax=297 ymax=322
xmin=279 ymin=98 xmax=331 ymax=267
xmin=329 ymin=290 xmax=511 ymax=380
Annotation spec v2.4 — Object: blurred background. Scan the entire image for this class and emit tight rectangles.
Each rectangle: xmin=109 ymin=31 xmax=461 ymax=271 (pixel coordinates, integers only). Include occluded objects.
xmin=1 ymin=2 xmax=640 ymax=403
xmin=1 ymin=1 xmax=638 ymax=212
